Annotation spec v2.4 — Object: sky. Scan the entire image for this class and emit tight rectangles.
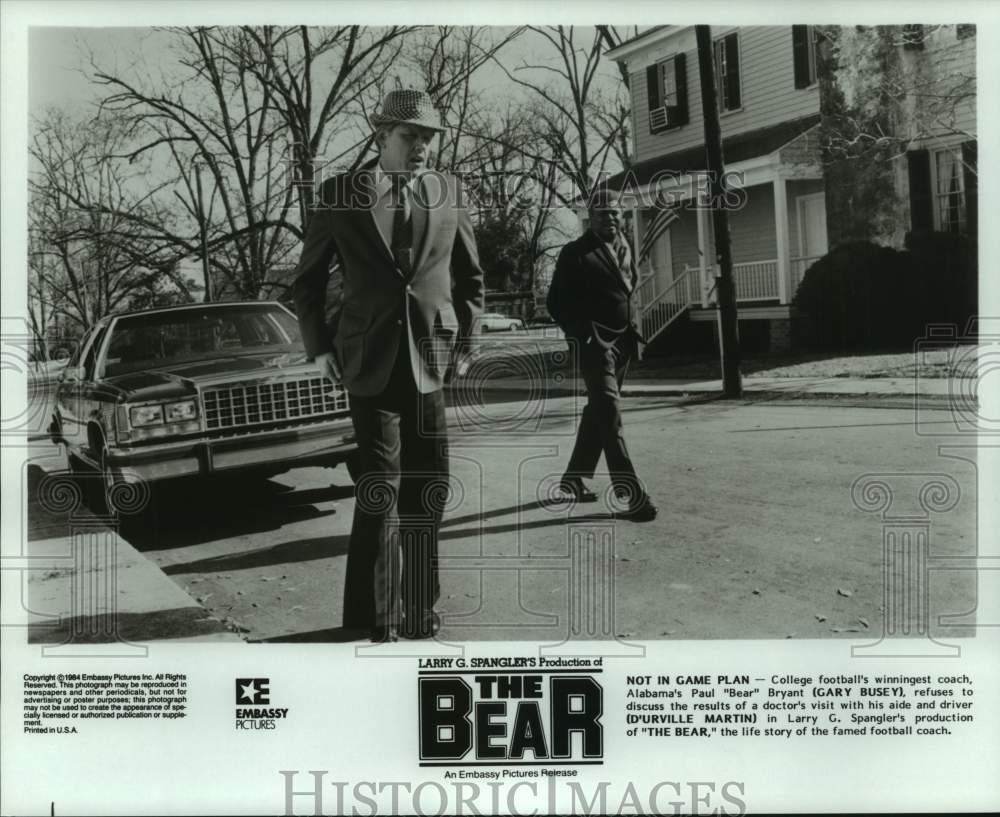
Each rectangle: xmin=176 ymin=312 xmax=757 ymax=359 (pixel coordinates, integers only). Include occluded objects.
xmin=25 ymin=24 xmax=630 ymax=286
xmin=27 ymin=25 xmax=629 ymax=123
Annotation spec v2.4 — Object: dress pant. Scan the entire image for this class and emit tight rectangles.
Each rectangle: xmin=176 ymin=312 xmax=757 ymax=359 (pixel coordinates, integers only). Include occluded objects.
xmin=565 ymin=332 xmax=641 ymax=499
xmin=342 ymin=341 xmax=448 ymax=632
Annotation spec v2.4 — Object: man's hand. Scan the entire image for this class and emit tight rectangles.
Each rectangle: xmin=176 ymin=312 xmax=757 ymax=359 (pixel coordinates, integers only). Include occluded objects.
xmin=445 ymin=339 xmax=472 ymax=384
xmin=315 ymin=351 xmax=342 ymax=382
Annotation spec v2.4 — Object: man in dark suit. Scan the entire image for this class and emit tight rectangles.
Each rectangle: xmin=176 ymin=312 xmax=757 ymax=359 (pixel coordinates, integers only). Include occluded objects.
xmin=293 ymin=89 xmax=485 ymax=641
xmin=546 ymin=192 xmax=658 ymax=522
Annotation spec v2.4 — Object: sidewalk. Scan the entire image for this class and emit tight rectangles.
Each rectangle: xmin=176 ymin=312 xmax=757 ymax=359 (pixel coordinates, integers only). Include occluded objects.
xmin=24 ymin=447 xmax=242 ymax=644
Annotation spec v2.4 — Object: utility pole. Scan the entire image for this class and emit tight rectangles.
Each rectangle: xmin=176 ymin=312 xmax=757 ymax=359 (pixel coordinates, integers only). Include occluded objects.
xmin=695 ymin=25 xmax=742 ymax=398
xmin=195 ymin=164 xmax=213 ymax=302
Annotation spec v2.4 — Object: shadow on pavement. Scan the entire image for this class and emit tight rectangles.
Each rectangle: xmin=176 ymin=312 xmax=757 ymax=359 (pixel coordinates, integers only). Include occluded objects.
xmin=253 ymin=626 xmax=367 ymax=643
xmin=28 ymin=607 xmax=230 ymax=643
xmin=441 ymin=497 xmax=587 ymax=528
xmin=124 ymin=478 xmax=352 ymax=552
xmin=161 ymin=535 xmax=351 ymax=575
xmin=441 ymin=512 xmax=615 ymax=542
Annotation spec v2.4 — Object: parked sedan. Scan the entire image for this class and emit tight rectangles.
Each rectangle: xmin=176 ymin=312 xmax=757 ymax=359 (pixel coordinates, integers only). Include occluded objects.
xmin=475 ymin=312 xmax=525 ymax=333
xmin=49 ymin=301 xmax=357 ymax=514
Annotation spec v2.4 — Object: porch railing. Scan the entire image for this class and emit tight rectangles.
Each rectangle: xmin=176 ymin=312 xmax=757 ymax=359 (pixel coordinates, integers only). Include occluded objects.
xmin=639 ymin=252 xmax=827 ymax=344
xmin=639 ymin=267 xmax=700 ymax=342
xmin=682 ymin=256 xmax=830 ymax=305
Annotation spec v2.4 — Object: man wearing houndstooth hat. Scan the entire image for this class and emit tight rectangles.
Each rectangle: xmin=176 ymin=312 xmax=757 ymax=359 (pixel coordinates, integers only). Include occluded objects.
xmin=293 ymin=89 xmax=485 ymax=642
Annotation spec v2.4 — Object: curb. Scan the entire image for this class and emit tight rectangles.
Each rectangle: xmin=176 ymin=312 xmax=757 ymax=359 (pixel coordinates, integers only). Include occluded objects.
xmin=26 ymin=530 xmax=244 ymax=644
xmin=26 ymin=455 xmax=244 ymax=645
xmin=450 ymin=380 xmax=956 ymax=402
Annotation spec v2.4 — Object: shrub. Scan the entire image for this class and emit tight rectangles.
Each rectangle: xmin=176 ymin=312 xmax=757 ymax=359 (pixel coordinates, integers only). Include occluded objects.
xmin=792 ymin=236 xmax=977 ymax=349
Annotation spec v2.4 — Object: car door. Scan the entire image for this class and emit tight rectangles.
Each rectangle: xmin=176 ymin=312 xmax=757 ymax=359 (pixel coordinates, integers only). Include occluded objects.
xmin=55 ymin=326 xmax=94 ymax=450
xmin=56 ymin=322 xmax=109 ymax=461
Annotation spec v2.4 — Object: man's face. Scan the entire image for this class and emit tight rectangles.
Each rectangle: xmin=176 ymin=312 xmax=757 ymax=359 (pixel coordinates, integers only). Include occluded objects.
xmin=378 ymin=124 xmax=438 ymax=173
xmin=589 ymin=205 xmax=622 ymax=242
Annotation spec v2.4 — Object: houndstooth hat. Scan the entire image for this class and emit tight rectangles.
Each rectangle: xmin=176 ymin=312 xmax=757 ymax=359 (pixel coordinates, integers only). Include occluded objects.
xmin=370 ymin=89 xmax=445 ymax=132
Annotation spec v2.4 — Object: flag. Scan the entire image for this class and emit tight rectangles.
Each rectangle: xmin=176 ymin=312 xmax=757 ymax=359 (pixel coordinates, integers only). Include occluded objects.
xmin=637 ymin=193 xmax=680 ymax=266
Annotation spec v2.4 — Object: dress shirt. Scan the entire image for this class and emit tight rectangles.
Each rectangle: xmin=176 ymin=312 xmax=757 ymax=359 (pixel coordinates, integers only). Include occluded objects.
xmin=372 ymin=164 xmax=418 ymax=248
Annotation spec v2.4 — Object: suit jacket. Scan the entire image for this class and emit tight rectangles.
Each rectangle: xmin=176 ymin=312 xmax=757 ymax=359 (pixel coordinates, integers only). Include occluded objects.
xmin=293 ymin=160 xmax=485 ymax=396
xmin=546 ymin=230 xmax=644 ymax=350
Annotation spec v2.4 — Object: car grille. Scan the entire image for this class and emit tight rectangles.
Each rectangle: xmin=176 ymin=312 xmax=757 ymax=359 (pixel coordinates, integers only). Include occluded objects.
xmin=202 ymin=376 xmax=349 ymax=431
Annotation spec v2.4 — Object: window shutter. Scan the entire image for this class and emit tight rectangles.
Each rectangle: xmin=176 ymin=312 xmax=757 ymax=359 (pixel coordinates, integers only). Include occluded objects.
xmin=792 ymin=26 xmax=811 ymax=88
xmin=962 ymin=140 xmax=977 ymax=236
xmin=907 ymin=150 xmax=933 ymax=233
xmin=725 ymin=34 xmax=741 ymax=109
xmin=672 ymin=53 xmax=689 ymax=126
xmin=647 ymin=64 xmax=662 ymax=133
xmin=902 ymin=24 xmax=924 ymax=50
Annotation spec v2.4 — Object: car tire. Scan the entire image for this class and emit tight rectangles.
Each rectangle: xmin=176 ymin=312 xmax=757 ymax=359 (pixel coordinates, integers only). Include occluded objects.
xmin=67 ymin=452 xmax=93 ymax=509
xmin=91 ymin=446 xmax=121 ymax=518
xmin=344 ymin=451 xmax=362 ymax=484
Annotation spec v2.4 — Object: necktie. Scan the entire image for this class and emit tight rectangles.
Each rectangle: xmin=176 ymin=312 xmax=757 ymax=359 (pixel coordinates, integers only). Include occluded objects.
xmin=614 ymin=238 xmax=633 ymax=293
xmin=391 ymin=176 xmax=413 ymax=277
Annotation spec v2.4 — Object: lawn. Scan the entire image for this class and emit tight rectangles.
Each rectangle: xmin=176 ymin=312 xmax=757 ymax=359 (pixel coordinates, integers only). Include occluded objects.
xmin=632 ymin=345 xmax=981 ymax=380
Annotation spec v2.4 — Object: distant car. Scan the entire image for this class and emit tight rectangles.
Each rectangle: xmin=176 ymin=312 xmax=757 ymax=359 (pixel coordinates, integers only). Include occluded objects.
xmin=49 ymin=301 xmax=358 ymax=514
xmin=475 ymin=313 xmax=525 ymax=333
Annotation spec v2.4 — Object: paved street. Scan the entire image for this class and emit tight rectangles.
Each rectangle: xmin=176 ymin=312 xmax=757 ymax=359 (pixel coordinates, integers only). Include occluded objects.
xmin=25 ymin=393 xmax=975 ymax=644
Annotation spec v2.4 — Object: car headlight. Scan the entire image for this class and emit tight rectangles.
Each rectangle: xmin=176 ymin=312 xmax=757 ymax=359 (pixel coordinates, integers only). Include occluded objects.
xmin=165 ymin=400 xmax=198 ymax=422
xmin=130 ymin=404 xmax=164 ymax=427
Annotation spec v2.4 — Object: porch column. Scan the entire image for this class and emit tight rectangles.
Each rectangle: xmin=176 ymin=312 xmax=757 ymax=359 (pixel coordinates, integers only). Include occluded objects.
xmin=773 ymin=174 xmax=790 ymax=304
xmin=630 ymin=205 xmax=646 ymax=361
xmin=630 ymin=205 xmax=648 ymax=298
xmin=695 ymin=184 xmax=710 ymax=307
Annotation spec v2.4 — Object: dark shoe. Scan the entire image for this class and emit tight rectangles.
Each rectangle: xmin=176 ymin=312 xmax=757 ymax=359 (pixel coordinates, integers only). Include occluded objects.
xmin=618 ymin=496 xmax=658 ymax=522
xmin=370 ymin=625 xmax=398 ymax=643
xmin=401 ymin=612 xmax=441 ymax=640
xmin=557 ymin=476 xmax=598 ymax=503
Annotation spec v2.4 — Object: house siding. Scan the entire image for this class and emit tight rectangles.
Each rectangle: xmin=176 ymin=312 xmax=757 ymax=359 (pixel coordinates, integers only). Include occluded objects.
xmin=729 ymin=183 xmax=778 ymax=263
xmin=905 ymin=25 xmax=977 ymax=145
xmin=822 ymin=25 xmax=976 ymax=247
xmin=630 ymin=26 xmax=820 ymax=166
xmin=664 ymin=184 xmax=780 ymax=274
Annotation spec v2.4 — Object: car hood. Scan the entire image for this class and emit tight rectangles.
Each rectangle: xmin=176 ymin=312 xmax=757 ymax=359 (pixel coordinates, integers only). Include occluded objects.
xmin=103 ymin=352 xmax=312 ymax=401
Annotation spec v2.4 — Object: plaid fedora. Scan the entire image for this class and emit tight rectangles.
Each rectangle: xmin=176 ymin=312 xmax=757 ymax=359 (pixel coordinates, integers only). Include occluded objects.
xmin=370 ymin=89 xmax=445 ymax=132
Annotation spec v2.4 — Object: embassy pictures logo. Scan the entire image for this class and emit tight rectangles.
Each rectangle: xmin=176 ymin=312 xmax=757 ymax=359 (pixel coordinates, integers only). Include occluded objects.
xmin=235 ymin=678 xmax=289 ymax=731
xmin=419 ymin=672 xmax=604 ymax=765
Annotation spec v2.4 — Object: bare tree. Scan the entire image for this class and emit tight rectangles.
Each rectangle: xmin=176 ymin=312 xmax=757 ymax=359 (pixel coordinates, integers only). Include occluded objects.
xmin=88 ymin=26 xmax=415 ymax=300
xmin=239 ymin=25 xmax=416 ymax=219
xmin=29 ymin=110 xmax=194 ymax=337
xmin=398 ymin=26 xmax=525 ymax=171
xmin=459 ymin=104 xmax=566 ymax=292
xmin=492 ymin=26 xmax=632 ymax=205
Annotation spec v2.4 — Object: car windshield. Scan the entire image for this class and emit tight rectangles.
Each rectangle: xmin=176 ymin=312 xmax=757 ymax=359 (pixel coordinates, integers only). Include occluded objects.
xmin=102 ymin=304 xmax=304 ymax=377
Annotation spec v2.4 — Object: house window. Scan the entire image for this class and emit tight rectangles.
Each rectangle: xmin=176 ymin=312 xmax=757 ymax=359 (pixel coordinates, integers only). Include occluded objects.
xmin=934 ymin=148 xmax=966 ymax=234
xmin=907 ymin=144 xmax=977 ymax=236
xmin=713 ymin=33 xmax=742 ymax=111
xmin=646 ymin=54 xmax=689 ymax=133
xmin=792 ymin=25 xmax=818 ymax=88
